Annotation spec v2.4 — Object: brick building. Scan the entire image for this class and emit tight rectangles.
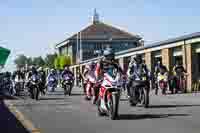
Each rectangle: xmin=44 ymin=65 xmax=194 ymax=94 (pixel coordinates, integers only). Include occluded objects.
xmin=73 ymin=32 xmax=200 ymax=92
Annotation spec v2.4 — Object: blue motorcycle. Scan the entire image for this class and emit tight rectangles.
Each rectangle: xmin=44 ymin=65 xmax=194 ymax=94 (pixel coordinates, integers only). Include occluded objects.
xmin=47 ymin=75 xmax=57 ymax=92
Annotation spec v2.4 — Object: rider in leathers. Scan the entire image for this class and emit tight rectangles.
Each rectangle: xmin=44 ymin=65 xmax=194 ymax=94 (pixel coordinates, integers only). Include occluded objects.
xmin=127 ymin=54 xmax=151 ymax=99
xmin=61 ymin=65 xmax=74 ymax=88
xmin=26 ymin=66 xmax=41 ymax=94
xmin=37 ymin=67 xmax=46 ymax=95
xmin=95 ymin=48 xmax=123 ymax=101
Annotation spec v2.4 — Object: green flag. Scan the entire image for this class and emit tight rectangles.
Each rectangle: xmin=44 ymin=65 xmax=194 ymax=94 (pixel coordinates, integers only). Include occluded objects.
xmin=0 ymin=46 xmax=10 ymax=66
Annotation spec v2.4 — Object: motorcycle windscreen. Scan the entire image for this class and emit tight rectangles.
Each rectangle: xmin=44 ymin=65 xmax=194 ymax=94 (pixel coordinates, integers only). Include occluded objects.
xmin=107 ymin=67 xmax=117 ymax=78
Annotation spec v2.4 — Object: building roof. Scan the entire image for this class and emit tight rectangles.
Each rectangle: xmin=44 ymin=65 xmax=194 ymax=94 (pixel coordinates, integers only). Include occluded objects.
xmin=116 ymin=32 xmax=200 ymax=56
xmin=146 ymin=32 xmax=200 ymax=49
xmin=56 ymin=22 xmax=141 ymax=47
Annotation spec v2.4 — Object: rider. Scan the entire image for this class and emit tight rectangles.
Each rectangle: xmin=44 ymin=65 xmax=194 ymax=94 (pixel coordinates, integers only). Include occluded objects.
xmin=46 ymin=69 xmax=58 ymax=91
xmin=61 ymin=65 xmax=74 ymax=88
xmin=154 ymin=61 xmax=168 ymax=94
xmin=12 ymin=67 xmax=25 ymax=82
xmin=96 ymin=47 xmax=123 ymax=77
xmin=26 ymin=66 xmax=40 ymax=89
xmin=156 ymin=64 xmax=168 ymax=95
xmin=127 ymin=54 xmax=151 ymax=98
xmin=82 ymin=61 xmax=97 ymax=100
xmin=95 ymin=47 xmax=123 ymax=104
xmin=172 ymin=60 xmax=187 ymax=93
xmin=38 ymin=67 xmax=46 ymax=94
xmin=12 ymin=67 xmax=25 ymax=94
xmin=154 ymin=61 xmax=162 ymax=78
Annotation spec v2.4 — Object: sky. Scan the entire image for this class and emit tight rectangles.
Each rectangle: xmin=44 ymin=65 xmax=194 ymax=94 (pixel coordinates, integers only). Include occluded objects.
xmin=0 ymin=0 xmax=200 ymax=71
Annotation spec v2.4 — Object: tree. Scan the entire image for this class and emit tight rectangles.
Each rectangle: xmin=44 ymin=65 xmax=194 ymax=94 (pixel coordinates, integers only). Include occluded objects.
xmin=44 ymin=53 xmax=57 ymax=68
xmin=54 ymin=56 xmax=60 ymax=69
xmin=32 ymin=56 xmax=45 ymax=67
xmin=59 ymin=55 xmax=72 ymax=69
xmin=26 ymin=57 xmax=33 ymax=66
xmin=14 ymin=54 xmax=27 ymax=68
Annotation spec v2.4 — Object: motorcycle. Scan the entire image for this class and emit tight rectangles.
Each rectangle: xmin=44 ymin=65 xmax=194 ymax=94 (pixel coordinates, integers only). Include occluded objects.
xmin=29 ymin=75 xmax=41 ymax=100
xmin=176 ymin=75 xmax=186 ymax=93
xmin=122 ymin=75 xmax=127 ymax=91
xmin=97 ymin=69 xmax=121 ymax=120
xmin=8 ymin=80 xmax=16 ymax=96
xmin=129 ymin=74 xmax=149 ymax=108
xmin=63 ymin=75 xmax=74 ymax=96
xmin=47 ymin=76 xmax=57 ymax=92
xmin=157 ymin=73 xmax=168 ymax=95
xmin=14 ymin=77 xmax=24 ymax=96
xmin=85 ymin=75 xmax=96 ymax=101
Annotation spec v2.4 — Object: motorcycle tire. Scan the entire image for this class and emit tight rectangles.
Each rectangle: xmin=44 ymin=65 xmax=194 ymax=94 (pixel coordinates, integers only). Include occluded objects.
xmin=162 ymin=88 xmax=166 ymax=95
xmin=34 ymin=87 xmax=39 ymax=100
xmin=129 ymin=98 xmax=137 ymax=106
xmin=97 ymin=97 xmax=105 ymax=116
xmin=108 ymin=92 xmax=119 ymax=120
xmin=64 ymin=86 xmax=67 ymax=96
xmin=141 ymin=87 xmax=149 ymax=108
xmin=68 ymin=85 xmax=72 ymax=96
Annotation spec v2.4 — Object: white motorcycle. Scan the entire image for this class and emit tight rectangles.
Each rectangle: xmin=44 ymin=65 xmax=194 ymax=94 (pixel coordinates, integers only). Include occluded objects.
xmin=97 ymin=69 xmax=121 ymax=120
xmin=14 ymin=77 xmax=24 ymax=96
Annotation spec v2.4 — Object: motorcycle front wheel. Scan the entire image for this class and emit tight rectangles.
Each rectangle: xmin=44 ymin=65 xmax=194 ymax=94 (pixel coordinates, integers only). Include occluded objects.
xmin=33 ymin=87 xmax=39 ymax=100
xmin=97 ymin=97 xmax=105 ymax=116
xmin=108 ymin=92 xmax=120 ymax=120
xmin=141 ymin=87 xmax=149 ymax=108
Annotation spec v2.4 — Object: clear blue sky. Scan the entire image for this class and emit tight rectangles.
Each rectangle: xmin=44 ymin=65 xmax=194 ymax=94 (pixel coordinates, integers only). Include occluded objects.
xmin=0 ymin=0 xmax=200 ymax=71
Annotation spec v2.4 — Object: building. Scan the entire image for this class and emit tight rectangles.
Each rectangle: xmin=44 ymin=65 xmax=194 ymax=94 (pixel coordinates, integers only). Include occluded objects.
xmin=72 ymin=32 xmax=200 ymax=92
xmin=55 ymin=10 xmax=143 ymax=64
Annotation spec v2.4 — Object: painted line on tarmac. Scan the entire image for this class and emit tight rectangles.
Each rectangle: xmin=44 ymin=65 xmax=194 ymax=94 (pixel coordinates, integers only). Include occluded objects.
xmin=4 ymin=100 xmax=41 ymax=133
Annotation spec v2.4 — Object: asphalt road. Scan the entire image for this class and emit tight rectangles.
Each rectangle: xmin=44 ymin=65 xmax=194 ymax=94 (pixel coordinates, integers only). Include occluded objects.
xmin=7 ymin=88 xmax=200 ymax=133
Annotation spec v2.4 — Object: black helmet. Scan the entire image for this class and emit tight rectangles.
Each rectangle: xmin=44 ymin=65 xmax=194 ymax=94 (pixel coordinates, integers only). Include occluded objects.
xmin=132 ymin=54 xmax=142 ymax=63
xmin=30 ymin=66 xmax=37 ymax=73
xmin=103 ymin=48 xmax=115 ymax=60
xmin=90 ymin=61 xmax=96 ymax=69
xmin=5 ymin=71 xmax=11 ymax=78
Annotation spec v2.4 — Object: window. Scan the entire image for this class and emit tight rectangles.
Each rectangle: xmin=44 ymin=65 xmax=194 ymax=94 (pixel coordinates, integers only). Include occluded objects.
xmin=198 ymin=53 xmax=200 ymax=72
xmin=174 ymin=56 xmax=183 ymax=66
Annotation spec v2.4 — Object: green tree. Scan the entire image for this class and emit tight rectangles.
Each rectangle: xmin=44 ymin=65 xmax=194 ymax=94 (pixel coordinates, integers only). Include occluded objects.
xmin=26 ymin=57 xmax=33 ymax=66
xmin=44 ymin=53 xmax=57 ymax=68
xmin=32 ymin=56 xmax=45 ymax=67
xmin=14 ymin=54 xmax=27 ymax=68
xmin=59 ymin=55 xmax=71 ymax=69
xmin=54 ymin=56 xmax=60 ymax=69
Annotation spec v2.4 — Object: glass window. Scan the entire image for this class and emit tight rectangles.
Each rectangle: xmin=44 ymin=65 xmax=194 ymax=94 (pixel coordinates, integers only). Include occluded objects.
xmin=197 ymin=53 xmax=200 ymax=72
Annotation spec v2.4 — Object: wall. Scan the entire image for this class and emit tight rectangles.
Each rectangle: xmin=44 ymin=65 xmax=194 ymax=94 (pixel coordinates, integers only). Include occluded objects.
xmin=162 ymin=48 xmax=172 ymax=71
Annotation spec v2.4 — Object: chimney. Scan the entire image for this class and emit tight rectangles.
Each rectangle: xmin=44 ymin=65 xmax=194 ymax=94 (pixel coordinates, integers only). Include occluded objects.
xmin=92 ymin=8 xmax=99 ymax=24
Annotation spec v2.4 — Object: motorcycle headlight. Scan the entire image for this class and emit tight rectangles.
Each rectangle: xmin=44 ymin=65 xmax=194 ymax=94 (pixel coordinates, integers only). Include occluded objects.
xmin=112 ymin=81 xmax=117 ymax=86
xmin=33 ymin=78 xmax=36 ymax=82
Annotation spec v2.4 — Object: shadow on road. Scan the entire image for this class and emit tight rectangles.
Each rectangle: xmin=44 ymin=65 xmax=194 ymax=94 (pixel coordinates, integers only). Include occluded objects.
xmin=118 ymin=113 xmax=189 ymax=120
xmin=47 ymin=93 xmax=65 ymax=96
xmin=120 ymin=98 xmax=128 ymax=101
xmin=0 ymin=101 xmax=29 ymax=133
xmin=70 ymin=93 xmax=84 ymax=96
xmin=39 ymin=97 xmax=66 ymax=100
xmin=148 ymin=104 xmax=200 ymax=108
